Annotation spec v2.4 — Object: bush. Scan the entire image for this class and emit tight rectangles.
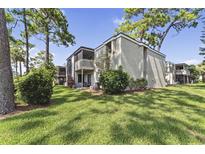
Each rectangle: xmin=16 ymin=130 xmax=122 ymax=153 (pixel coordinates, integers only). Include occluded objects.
xmin=99 ymin=67 xmax=129 ymax=94
xmin=16 ymin=66 xmax=54 ymax=105
xmin=136 ymin=78 xmax=148 ymax=90
xmin=128 ymin=77 xmax=136 ymax=90
xmin=128 ymin=78 xmax=148 ymax=91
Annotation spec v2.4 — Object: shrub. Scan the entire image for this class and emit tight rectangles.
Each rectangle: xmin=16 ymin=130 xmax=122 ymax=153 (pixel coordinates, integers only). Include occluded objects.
xmin=128 ymin=77 xmax=136 ymax=91
xmin=99 ymin=67 xmax=129 ymax=94
xmin=128 ymin=78 xmax=148 ymax=91
xmin=135 ymin=78 xmax=148 ymax=90
xmin=16 ymin=66 xmax=54 ymax=105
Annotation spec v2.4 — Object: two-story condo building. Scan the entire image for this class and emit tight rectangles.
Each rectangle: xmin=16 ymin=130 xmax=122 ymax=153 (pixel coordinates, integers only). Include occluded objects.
xmin=66 ymin=33 xmax=167 ymax=88
xmin=175 ymin=63 xmax=191 ymax=84
xmin=66 ymin=47 xmax=95 ymax=87
xmin=165 ymin=62 xmax=191 ymax=84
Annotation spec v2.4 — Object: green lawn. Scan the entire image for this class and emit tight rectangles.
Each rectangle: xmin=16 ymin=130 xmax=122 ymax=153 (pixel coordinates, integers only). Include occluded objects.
xmin=0 ymin=84 xmax=205 ymax=144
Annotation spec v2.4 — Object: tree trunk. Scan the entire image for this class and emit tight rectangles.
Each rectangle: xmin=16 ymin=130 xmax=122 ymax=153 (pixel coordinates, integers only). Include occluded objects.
xmin=19 ymin=61 xmax=22 ymax=76
xmin=202 ymin=72 xmax=205 ymax=83
xmin=45 ymin=24 xmax=50 ymax=64
xmin=15 ymin=60 xmax=18 ymax=76
xmin=0 ymin=9 xmax=15 ymax=114
xmin=157 ymin=20 xmax=175 ymax=51
xmin=23 ymin=8 xmax=29 ymax=73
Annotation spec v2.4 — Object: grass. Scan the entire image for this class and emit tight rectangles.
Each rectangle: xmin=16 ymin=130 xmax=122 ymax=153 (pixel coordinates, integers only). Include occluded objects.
xmin=0 ymin=83 xmax=205 ymax=144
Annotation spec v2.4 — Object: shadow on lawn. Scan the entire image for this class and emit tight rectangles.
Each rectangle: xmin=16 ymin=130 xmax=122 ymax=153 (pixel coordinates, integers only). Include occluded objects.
xmin=28 ymin=112 xmax=92 ymax=144
xmin=2 ymin=110 xmax=58 ymax=123
xmin=108 ymin=88 xmax=205 ymax=144
xmin=51 ymin=85 xmax=205 ymax=144
xmin=2 ymin=85 xmax=205 ymax=144
xmin=110 ymin=113 xmax=205 ymax=144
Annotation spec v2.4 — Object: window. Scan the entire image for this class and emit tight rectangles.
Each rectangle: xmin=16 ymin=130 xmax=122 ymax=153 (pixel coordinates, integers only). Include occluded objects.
xmin=78 ymin=74 xmax=82 ymax=83
xmin=87 ymin=74 xmax=91 ymax=84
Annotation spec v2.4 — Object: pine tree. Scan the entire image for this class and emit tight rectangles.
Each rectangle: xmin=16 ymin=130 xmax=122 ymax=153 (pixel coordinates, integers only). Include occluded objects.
xmin=199 ymin=18 xmax=205 ymax=62
xmin=0 ymin=8 xmax=15 ymax=114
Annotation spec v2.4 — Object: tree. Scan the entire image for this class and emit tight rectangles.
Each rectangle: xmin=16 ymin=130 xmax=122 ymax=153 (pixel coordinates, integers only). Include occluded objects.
xmin=30 ymin=50 xmax=54 ymax=68
xmin=32 ymin=9 xmax=75 ymax=64
xmin=197 ymin=62 xmax=205 ymax=82
xmin=11 ymin=8 xmax=36 ymax=73
xmin=199 ymin=18 xmax=205 ymax=63
xmin=0 ymin=8 xmax=15 ymax=114
xmin=188 ymin=65 xmax=200 ymax=83
xmin=10 ymin=40 xmax=25 ymax=77
xmin=116 ymin=9 xmax=202 ymax=50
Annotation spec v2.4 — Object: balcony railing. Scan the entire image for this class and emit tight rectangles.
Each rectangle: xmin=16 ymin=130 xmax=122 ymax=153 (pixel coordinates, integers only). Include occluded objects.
xmin=175 ymin=69 xmax=190 ymax=75
xmin=75 ymin=59 xmax=94 ymax=71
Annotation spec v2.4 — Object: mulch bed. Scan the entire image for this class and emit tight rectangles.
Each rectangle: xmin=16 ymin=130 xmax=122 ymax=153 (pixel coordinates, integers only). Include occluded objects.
xmin=0 ymin=103 xmax=50 ymax=120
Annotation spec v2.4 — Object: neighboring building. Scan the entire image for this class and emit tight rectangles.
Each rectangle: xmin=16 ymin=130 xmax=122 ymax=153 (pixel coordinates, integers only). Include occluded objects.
xmin=175 ymin=63 xmax=191 ymax=84
xmin=66 ymin=47 xmax=95 ymax=87
xmin=165 ymin=62 xmax=191 ymax=84
xmin=165 ymin=61 xmax=176 ymax=85
xmin=56 ymin=66 xmax=66 ymax=85
xmin=66 ymin=33 xmax=167 ymax=88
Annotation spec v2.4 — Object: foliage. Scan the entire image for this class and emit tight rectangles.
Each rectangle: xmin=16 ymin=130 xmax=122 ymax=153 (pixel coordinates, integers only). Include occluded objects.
xmin=188 ymin=65 xmax=200 ymax=82
xmin=116 ymin=8 xmax=202 ymax=50
xmin=30 ymin=50 xmax=54 ymax=68
xmin=32 ymin=8 xmax=75 ymax=63
xmin=10 ymin=40 xmax=25 ymax=76
xmin=197 ymin=63 xmax=205 ymax=82
xmin=16 ymin=66 xmax=54 ymax=105
xmin=128 ymin=77 xmax=148 ymax=90
xmin=128 ymin=77 xmax=136 ymax=90
xmin=99 ymin=67 xmax=129 ymax=94
xmin=135 ymin=78 xmax=148 ymax=90
xmin=9 ymin=8 xmax=37 ymax=73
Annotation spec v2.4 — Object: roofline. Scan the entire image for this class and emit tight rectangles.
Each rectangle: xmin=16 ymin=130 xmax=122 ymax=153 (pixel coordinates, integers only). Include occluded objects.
xmin=66 ymin=46 xmax=94 ymax=60
xmin=175 ymin=63 xmax=189 ymax=66
xmin=56 ymin=66 xmax=66 ymax=68
xmin=95 ymin=32 xmax=166 ymax=58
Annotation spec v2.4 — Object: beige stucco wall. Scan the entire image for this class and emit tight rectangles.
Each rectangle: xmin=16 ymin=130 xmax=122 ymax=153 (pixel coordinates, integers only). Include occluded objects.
xmin=120 ymin=37 xmax=144 ymax=79
xmin=110 ymin=37 xmax=122 ymax=70
xmin=71 ymin=56 xmax=75 ymax=78
xmin=120 ymin=36 xmax=166 ymax=88
xmin=94 ymin=35 xmax=166 ymax=88
xmin=146 ymin=48 xmax=166 ymax=88
xmin=94 ymin=45 xmax=106 ymax=83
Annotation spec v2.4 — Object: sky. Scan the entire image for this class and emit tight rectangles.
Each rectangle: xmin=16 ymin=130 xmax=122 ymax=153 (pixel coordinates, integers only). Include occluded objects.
xmin=13 ymin=8 xmax=205 ymax=68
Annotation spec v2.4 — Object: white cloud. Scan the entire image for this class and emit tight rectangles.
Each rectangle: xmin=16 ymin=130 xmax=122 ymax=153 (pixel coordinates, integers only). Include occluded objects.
xmin=113 ymin=17 xmax=125 ymax=26
xmin=182 ymin=59 xmax=201 ymax=65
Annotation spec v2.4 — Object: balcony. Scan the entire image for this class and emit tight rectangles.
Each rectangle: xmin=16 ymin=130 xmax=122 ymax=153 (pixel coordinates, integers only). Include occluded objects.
xmin=175 ymin=69 xmax=190 ymax=75
xmin=75 ymin=59 xmax=94 ymax=71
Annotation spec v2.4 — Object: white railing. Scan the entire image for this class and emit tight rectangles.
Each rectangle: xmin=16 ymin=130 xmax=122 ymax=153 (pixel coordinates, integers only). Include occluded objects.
xmin=175 ymin=69 xmax=190 ymax=75
xmin=75 ymin=59 xmax=94 ymax=71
